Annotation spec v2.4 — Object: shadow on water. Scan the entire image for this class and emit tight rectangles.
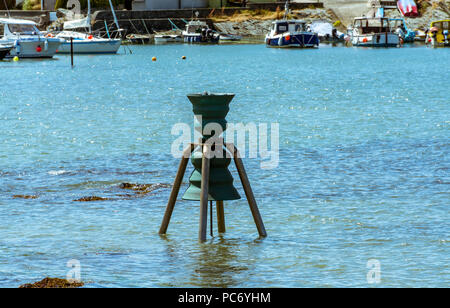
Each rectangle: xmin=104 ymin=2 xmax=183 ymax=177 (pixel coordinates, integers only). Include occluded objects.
xmin=160 ymin=235 xmax=265 ymax=288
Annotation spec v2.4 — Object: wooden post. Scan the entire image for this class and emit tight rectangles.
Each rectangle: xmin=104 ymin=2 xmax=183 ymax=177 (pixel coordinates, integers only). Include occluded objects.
xmin=70 ymin=37 xmax=74 ymax=68
xmin=226 ymin=143 xmax=267 ymax=238
xmin=199 ymin=145 xmax=211 ymax=242
xmin=216 ymin=201 xmax=226 ymax=233
xmin=159 ymin=144 xmax=195 ymax=235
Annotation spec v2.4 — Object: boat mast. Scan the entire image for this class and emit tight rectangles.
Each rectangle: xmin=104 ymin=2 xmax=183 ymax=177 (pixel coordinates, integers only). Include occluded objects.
xmin=108 ymin=0 xmax=120 ymax=33
xmin=87 ymin=0 xmax=92 ymax=33
xmin=284 ymin=0 xmax=290 ymax=20
xmin=2 ymin=0 xmax=11 ymax=18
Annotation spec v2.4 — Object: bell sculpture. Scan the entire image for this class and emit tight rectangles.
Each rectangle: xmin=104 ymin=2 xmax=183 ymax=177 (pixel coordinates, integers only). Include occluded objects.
xmin=159 ymin=93 xmax=267 ymax=242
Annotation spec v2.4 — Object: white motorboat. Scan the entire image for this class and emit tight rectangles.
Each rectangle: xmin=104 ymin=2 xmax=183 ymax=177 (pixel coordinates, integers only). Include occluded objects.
xmin=219 ymin=33 xmax=242 ymax=42
xmin=0 ymin=18 xmax=63 ymax=58
xmin=154 ymin=34 xmax=183 ymax=44
xmin=51 ymin=0 xmax=121 ymax=54
xmin=351 ymin=17 xmax=400 ymax=47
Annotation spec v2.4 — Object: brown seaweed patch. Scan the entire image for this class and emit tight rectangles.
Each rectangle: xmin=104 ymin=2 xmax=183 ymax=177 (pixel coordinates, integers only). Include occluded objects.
xmin=119 ymin=183 xmax=171 ymax=195
xmin=19 ymin=277 xmax=84 ymax=288
xmin=13 ymin=195 xmax=39 ymax=199
xmin=74 ymin=196 xmax=111 ymax=202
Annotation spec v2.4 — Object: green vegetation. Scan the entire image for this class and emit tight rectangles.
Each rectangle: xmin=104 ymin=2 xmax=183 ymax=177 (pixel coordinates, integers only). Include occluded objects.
xmin=23 ymin=0 xmax=41 ymax=10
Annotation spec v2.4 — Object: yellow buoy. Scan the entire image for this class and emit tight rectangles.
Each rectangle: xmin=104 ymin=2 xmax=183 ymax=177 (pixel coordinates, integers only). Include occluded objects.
xmin=13 ymin=56 xmax=19 ymax=62
xmin=152 ymin=56 xmax=157 ymax=62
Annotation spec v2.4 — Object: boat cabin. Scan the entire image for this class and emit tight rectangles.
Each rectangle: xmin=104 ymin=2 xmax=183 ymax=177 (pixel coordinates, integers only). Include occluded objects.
xmin=0 ymin=18 xmax=40 ymax=37
xmin=353 ymin=17 xmax=392 ymax=34
xmin=270 ymin=20 xmax=308 ymax=35
xmin=430 ymin=20 xmax=450 ymax=31
xmin=185 ymin=20 xmax=208 ymax=34
xmin=390 ymin=19 xmax=407 ymax=31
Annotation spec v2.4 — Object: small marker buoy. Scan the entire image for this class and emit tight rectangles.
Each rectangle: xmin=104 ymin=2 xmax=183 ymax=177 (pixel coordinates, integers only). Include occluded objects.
xmin=152 ymin=56 xmax=157 ymax=62
xmin=182 ymin=56 xmax=186 ymax=60
xmin=13 ymin=56 xmax=19 ymax=62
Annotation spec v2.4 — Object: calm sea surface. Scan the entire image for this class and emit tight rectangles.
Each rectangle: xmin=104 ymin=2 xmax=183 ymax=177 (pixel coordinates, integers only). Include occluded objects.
xmin=0 ymin=44 xmax=448 ymax=287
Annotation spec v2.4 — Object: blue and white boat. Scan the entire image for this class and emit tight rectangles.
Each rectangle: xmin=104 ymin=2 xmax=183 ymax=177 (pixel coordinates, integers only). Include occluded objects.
xmin=265 ymin=20 xmax=319 ymax=48
xmin=182 ymin=20 xmax=220 ymax=44
xmin=390 ymin=18 xmax=416 ymax=43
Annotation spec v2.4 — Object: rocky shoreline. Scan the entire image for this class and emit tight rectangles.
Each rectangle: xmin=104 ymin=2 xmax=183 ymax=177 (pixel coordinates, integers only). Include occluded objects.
xmin=212 ymin=3 xmax=449 ymax=38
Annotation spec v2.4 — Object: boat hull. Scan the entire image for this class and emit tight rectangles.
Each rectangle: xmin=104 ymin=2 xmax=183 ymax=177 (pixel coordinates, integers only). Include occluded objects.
xmin=0 ymin=46 xmax=12 ymax=60
xmin=266 ymin=33 xmax=319 ymax=48
xmin=154 ymin=36 xmax=183 ymax=44
xmin=183 ymin=34 xmax=219 ymax=44
xmin=352 ymin=33 xmax=399 ymax=47
xmin=3 ymin=38 xmax=62 ymax=58
xmin=57 ymin=39 xmax=121 ymax=54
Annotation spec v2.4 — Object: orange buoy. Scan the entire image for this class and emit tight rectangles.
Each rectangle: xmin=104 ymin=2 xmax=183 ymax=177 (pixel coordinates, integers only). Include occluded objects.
xmin=363 ymin=37 xmax=368 ymax=43
xmin=36 ymin=46 xmax=42 ymax=52
xmin=88 ymin=35 xmax=93 ymax=40
xmin=152 ymin=56 xmax=157 ymax=62
xmin=285 ymin=35 xmax=291 ymax=41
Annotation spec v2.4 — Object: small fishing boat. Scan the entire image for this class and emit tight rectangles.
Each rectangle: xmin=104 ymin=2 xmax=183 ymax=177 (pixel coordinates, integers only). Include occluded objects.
xmin=0 ymin=43 xmax=13 ymax=60
xmin=390 ymin=18 xmax=416 ymax=43
xmin=0 ymin=18 xmax=63 ymax=58
xmin=351 ymin=17 xmax=399 ymax=47
xmin=182 ymin=20 xmax=220 ymax=44
xmin=219 ymin=33 xmax=242 ymax=42
xmin=126 ymin=34 xmax=153 ymax=45
xmin=426 ymin=20 xmax=450 ymax=47
xmin=154 ymin=34 xmax=183 ymax=44
xmin=265 ymin=20 xmax=319 ymax=48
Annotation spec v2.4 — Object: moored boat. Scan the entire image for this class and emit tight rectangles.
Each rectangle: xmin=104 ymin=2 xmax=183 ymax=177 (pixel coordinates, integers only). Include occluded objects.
xmin=154 ymin=34 xmax=183 ymax=44
xmin=390 ymin=18 xmax=416 ymax=43
xmin=50 ymin=0 xmax=122 ymax=54
xmin=265 ymin=20 xmax=319 ymax=48
xmin=182 ymin=20 xmax=220 ymax=44
xmin=219 ymin=33 xmax=242 ymax=42
xmin=54 ymin=31 xmax=121 ymax=54
xmin=0 ymin=18 xmax=63 ymax=58
xmin=425 ymin=20 xmax=450 ymax=47
xmin=351 ymin=17 xmax=399 ymax=47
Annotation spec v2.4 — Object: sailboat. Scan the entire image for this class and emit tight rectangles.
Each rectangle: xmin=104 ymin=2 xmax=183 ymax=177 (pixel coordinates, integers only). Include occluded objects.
xmin=52 ymin=0 xmax=121 ymax=54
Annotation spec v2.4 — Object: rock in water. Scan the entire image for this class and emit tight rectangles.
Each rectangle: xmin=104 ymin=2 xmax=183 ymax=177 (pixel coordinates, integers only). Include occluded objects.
xmin=19 ymin=278 xmax=84 ymax=288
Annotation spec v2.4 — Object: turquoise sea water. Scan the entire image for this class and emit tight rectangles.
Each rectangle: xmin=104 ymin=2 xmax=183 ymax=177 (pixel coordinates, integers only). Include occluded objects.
xmin=0 ymin=44 xmax=448 ymax=287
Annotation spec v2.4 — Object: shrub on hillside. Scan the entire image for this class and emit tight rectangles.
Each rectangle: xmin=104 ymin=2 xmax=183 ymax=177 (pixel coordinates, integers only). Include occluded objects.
xmin=23 ymin=0 xmax=41 ymax=10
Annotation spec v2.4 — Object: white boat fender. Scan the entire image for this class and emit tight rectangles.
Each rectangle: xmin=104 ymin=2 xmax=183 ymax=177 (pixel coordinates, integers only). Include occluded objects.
xmin=14 ymin=40 xmax=21 ymax=54
xmin=278 ymin=36 xmax=283 ymax=46
xmin=44 ymin=39 xmax=49 ymax=51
